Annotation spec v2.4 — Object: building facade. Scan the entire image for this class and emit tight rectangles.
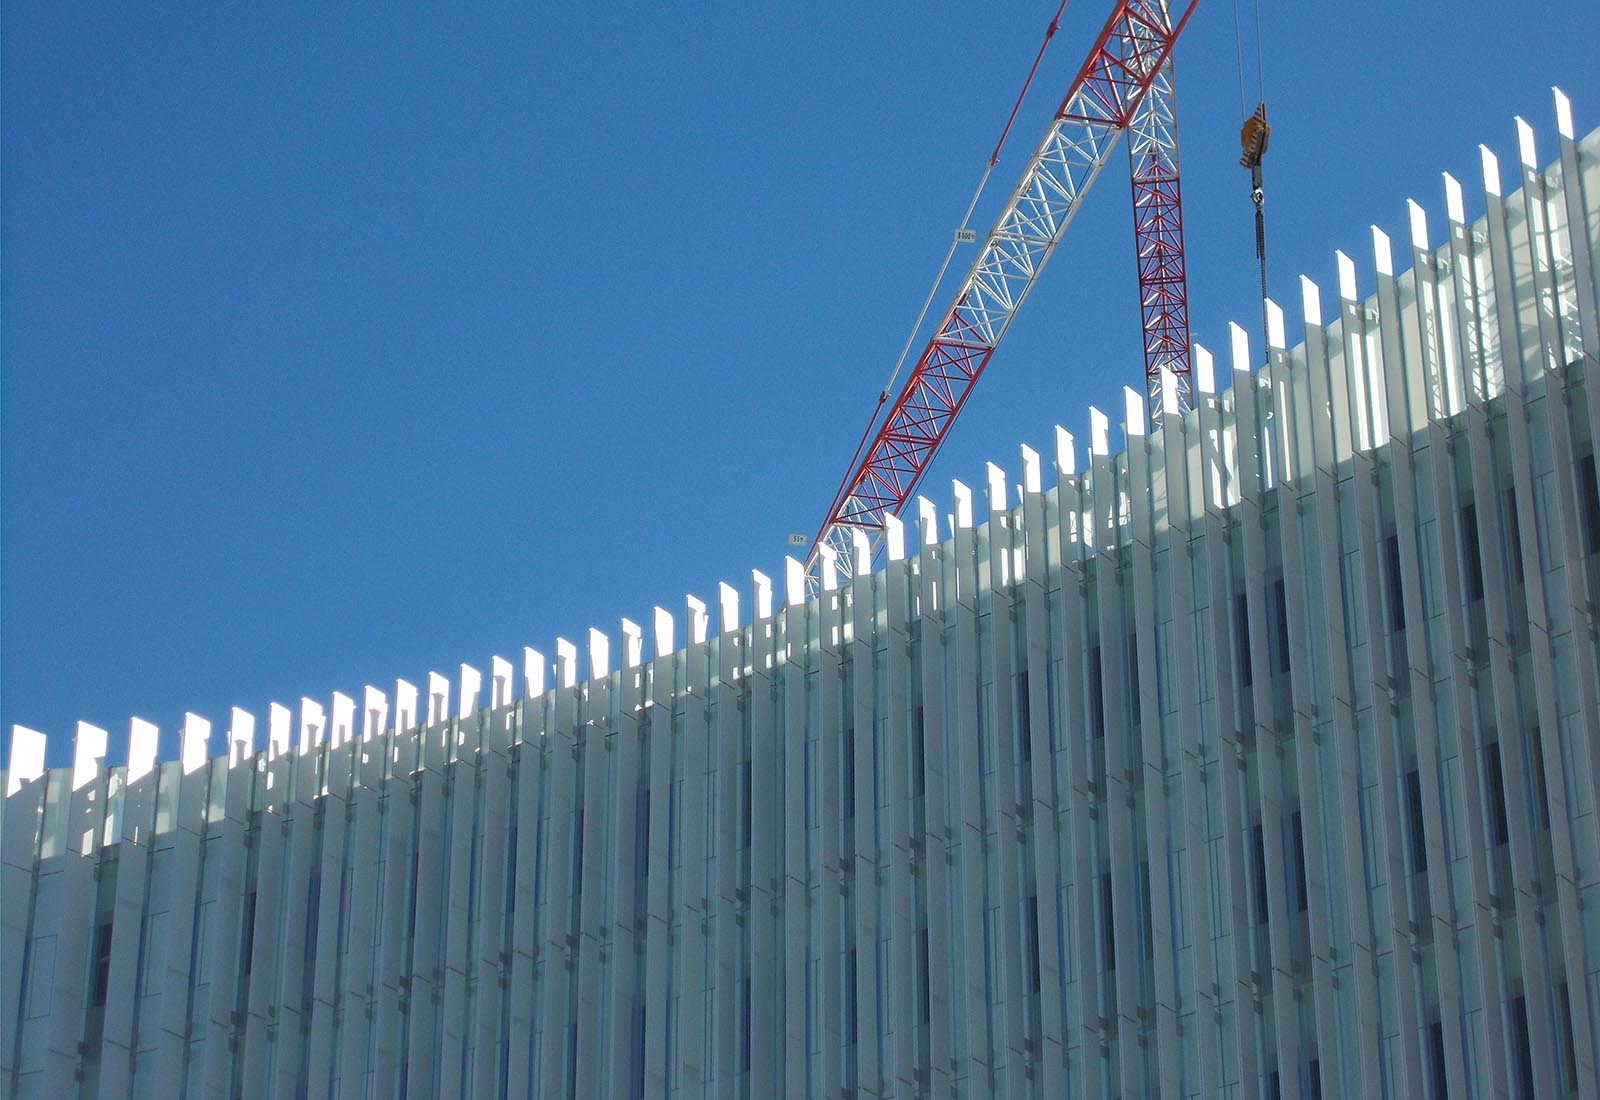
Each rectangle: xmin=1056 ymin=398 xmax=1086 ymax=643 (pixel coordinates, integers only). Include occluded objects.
xmin=4 ymin=101 xmax=1599 ymax=1100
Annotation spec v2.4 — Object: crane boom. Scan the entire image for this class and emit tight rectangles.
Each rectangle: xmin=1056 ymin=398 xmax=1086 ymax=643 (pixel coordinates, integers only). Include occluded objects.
xmin=809 ymin=0 xmax=1198 ymax=577
xmin=1127 ymin=62 xmax=1193 ymax=416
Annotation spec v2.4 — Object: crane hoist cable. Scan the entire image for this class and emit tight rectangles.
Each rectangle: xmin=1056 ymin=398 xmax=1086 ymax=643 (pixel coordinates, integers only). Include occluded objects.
xmin=1235 ymin=0 xmax=1269 ymax=355
xmin=836 ymin=1 xmax=1070 ymax=489
xmin=1241 ymin=102 xmax=1269 ymax=311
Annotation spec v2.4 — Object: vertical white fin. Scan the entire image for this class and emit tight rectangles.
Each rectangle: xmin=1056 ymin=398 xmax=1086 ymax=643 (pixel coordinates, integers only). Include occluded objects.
xmin=491 ymin=657 xmax=514 ymax=708
xmin=555 ymin=639 xmax=579 ymax=689
xmin=1054 ymin=426 xmax=1077 ymax=475
xmin=1300 ymin=276 xmax=1322 ymax=328
xmin=299 ymin=698 xmax=325 ymax=755
xmin=427 ymin=673 xmax=449 ymax=725
xmin=1336 ymin=251 xmax=1359 ymax=302
xmin=718 ymin=583 xmax=739 ymax=635
xmin=1123 ymin=387 xmax=1147 ymax=438
xmin=331 ymin=693 xmax=355 ymax=749
xmin=1159 ymin=369 xmax=1181 ymax=418
xmin=229 ymin=708 xmax=256 ymax=767
xmin=361 ymin=688 xmax=387 ymax=743
xmin=1229 ymin=322 xmax=1252 ymax=374
xmin=128 ymin=718 xmax=159 ymax=784
xmin=1372 ymin=226 xmax=1394 ymax=277
xmin=884 ymin=514 xmax=907 ymax=562
xmin=917 ymin=496 xmax=939 ymax=545
xmin=752 ymin=571 xmax=774 ymax=620
xmin=653 ymin=606 xmax=676 ymax=658
xmin=522 ymin=649 xmax=546 ymax=699
xmin=587 ymin=629 xmax=610 ymax=680
xmin=395 ymin=681 xmax=418 ymax=734
xmin=686 ymin=596 xmax=710 ymax=645
xmin=1480 ymin=145 xmax=1502 ymax=198
xmin=459 ymin=664 xmax=482 ymax=718
xmin=1553 ymin=87 xmax=1574 ymax=140
xmin=951 ymin=480 xmax=974 ymax=529
xmin=849 ymin=528 xmax=872 ymax=576
xmin=269 ymin=703 xmax=293 ymax=761
xmin=986 ymin=462 xmax=1008 ymax=512
xmin=1020 ymin=445 xmax=1042 ymax=495
xmin=74 ymin=722 xmax=109 ymax=792
xmin=1407 ymin=199 xmax=1429 ymax=251
xmin=6 ymin=726 xmax=46 ymax=796
xmin=1515 ymin=116 xmax=1537 ymax=168
xmin=1194 ymin=344 xmax=1216 ymax=395
xmin=783 ymin=561 xmax=806 ymax=609
xmin=1089 ymin=408 xmax=1111 ymax=456
xmin=621 ymin=620 xmax=644 ymax=669
xmin=1443 ymin=173 xmax=1466 ymax=226
xmin=181 ymin=713 xmax=211 ymax=775
xmin=1266 ymin=299 xmax=1286 ymax=350
xmin=817 ymin=546 xmax=840 ymax=591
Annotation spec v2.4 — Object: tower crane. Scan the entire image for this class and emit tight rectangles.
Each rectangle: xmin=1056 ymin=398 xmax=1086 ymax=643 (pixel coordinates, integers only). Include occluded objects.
xmin=807 ymin=0 xmax=1201 ymax=580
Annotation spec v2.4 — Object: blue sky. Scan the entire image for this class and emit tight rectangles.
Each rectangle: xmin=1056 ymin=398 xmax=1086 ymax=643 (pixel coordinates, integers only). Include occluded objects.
xmin=6 ymin=1 xmax=1599 ymax=766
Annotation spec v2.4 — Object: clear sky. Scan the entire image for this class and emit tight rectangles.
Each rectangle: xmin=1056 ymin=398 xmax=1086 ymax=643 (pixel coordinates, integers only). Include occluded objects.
xmin=6 ymin=1 xmax=1599 ymax=766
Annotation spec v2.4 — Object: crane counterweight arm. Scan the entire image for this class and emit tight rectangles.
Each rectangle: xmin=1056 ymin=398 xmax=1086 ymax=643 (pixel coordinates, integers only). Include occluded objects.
xmin=810 ymin=0 xmax=1199 ymax=578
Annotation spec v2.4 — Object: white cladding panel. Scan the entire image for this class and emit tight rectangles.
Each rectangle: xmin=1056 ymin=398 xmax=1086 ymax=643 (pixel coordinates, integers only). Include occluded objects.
xmin=4 ymin=117 xmax=1599 ymax=1100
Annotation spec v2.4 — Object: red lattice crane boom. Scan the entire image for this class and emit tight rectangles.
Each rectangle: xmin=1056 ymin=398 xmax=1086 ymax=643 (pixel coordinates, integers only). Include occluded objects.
xmin=809 ymin=0 xmax=1198 ymax=577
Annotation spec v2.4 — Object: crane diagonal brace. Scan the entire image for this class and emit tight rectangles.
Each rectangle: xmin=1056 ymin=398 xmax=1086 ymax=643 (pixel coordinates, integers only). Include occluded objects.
xmin=810 ymin=0 xmax=1197 ymax=578
xmin=1127 ymin=62 xmax=1194 ymax=418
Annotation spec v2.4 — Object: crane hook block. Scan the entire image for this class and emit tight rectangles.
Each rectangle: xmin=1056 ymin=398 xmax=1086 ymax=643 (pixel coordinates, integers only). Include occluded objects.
xmin=1239 ymin=102 xmax=1269 ymax=169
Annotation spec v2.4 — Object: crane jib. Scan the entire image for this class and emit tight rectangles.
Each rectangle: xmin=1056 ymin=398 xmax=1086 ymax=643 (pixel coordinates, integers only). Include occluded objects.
xmin=808 ymin=1 xmax=1199 ymax=582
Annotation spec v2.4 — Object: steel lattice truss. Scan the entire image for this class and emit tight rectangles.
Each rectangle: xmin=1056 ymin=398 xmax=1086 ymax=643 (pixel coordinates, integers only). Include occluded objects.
xmin=1127 ymin=62 xmax=1193 ymax=415
xmin=811 ymin=0 xmax=1197 ymax=577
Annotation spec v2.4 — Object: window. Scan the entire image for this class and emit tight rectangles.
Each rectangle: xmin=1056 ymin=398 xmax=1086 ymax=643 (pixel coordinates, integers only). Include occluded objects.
xmin=1461 ymin=504 xmax=1485 ymax=601
xmin=631 ymin=998 xmax=647 ymax=1100
xmin=741 ymin=761 xmax=752 ymax=850
xmin=1292 ymin=811 xmax=1309 ymax=912
xmin=1484 ymin=743 xmax=1510 ymax=846
xmin=571 ymin=808 xmax=584 ymax=900
xmin=1251 ymin=824 xmax=1270 ymax=925
xmin=1089 ymin=647 xmax=1106 ymax=738
xmin=633 ymin=788 xmax=649 ymax=881
xmin=741 ymin=976 xmax=752 ymax=1073
xmin=842 ymin=725 xmax=856 ymax=814
xmin=507 ymin=825 xmax=521 ymax=914
xmin=1127 ymin=635 xmax=1141 ymax=724
xmin=1557 ymin=982 xmax=1579 ymax=1092
xmin=1017 ymin=671 xmax=1032 ymax=762
xmin=1526 ymin=726 xmax=1550 ymax=831
xmin=911 ymin=707 xmax=926 ymax=798
xmin=1025 ymin=894 xmax=1041 ymax=992
xmin=1428 ymin=1019 xmax=1449 ymax=1099
xmin=844 ymin=948 xmax=858 ymax=1045
xmin=916 ymin=927 xmax=930 ymax=1025
xmin=1503 ymin=489 xmax=1525 ymax=584
xmin=1384 ymin=534 xmax=1406 ymax=632
xmin=241 ymin=893 xmax=257 ymax=977
xmin=1138 ymin=861 xmax=1153 ymax=960
xmin=91 ymin=921 xmax=114 ymax=1006
xmin=668 ymin=780 xmax=682 ymax=870
xmin=1405 ymin=769 xmax=1428 ymax=874
xmin=1236 ymin=595 xmax=1254 ymax=687
xmin=1273 ymin=579 xmax=1292 ymax=673
xmin=1510 ymin=995 xmax=1536 ymax=1100
xmin=1578 ymin=453 xmax=1600 ymax=554
xmin=1100 ymin=872 xmax=1116 ymax=972
xmin=299 ymin=873 xmax=319 ymax=977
